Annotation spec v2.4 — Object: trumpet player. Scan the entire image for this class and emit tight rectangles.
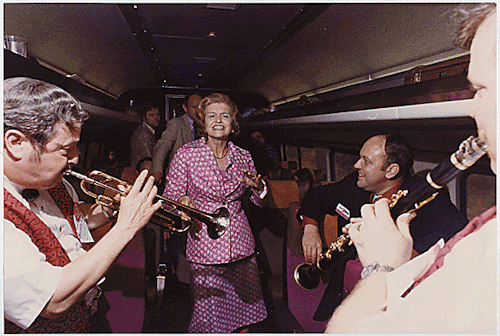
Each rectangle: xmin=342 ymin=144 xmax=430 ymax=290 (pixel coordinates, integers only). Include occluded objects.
xmin=326 ymin=3 xmax=496 ymax=333
xmin=3 ymin=77 xmax=162 ymax=333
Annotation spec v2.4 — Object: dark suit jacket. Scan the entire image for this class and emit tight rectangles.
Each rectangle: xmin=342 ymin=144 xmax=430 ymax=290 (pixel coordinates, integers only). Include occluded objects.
xmin=297 ymin=171 xmax=469 ymax=320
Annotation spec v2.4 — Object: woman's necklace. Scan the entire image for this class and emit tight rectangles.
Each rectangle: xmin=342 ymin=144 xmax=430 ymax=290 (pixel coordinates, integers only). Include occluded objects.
xmin=213 ymin=147 xmax=229 ymax=160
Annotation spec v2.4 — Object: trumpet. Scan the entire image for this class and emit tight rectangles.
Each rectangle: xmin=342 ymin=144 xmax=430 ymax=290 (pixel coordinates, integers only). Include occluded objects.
xmin=65 ymin=169 xmax=230 ymax=239
xmin=294 ymin=135 xmax=487 ymax=290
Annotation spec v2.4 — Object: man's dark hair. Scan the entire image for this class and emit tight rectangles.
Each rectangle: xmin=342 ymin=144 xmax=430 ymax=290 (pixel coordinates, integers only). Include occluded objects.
xmin=453 ymin=3 xmax=496 ymax=49
xmin=380 ymin=133 xmax=414 ymax=180
xmin=140 ymin=102 xmax=157 ymax=120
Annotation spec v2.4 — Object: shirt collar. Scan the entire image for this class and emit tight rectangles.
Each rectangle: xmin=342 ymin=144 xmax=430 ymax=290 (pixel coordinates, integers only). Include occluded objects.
xmin=3 ymin=176 xmax=36 ymax=206
xmin=143 ymin=121 xmax=155 ymax=134
xmin=370 ymin=183 xmax=402 ymax=203
xmin=4 ymin=176 xmax=26 ymax=197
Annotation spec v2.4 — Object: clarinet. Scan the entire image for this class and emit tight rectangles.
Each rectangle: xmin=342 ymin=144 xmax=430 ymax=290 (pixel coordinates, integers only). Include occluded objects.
xmin=294 ymin=136 xmax=487 ymax=290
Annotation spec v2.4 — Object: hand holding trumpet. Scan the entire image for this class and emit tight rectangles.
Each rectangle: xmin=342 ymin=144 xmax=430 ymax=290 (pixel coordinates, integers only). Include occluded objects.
xmin=114 ymin=170 xmax=162 ymax=236
xmin=176 ymin=195 xmax=201 ymax=236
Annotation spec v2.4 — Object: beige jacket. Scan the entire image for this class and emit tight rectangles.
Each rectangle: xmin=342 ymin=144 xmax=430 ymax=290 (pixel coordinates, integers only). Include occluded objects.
xmin=152 ymin=114 xmax=194 ymax=177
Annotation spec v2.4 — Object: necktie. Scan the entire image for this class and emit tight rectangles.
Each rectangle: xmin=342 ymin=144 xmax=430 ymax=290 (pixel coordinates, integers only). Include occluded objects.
xmin=22 ymin=189 xmax=40 ymax=202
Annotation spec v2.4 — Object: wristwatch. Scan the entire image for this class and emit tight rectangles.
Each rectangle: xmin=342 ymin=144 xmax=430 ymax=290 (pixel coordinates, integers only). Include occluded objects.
xmin=361 ymin=262 xmax=395 ymax=279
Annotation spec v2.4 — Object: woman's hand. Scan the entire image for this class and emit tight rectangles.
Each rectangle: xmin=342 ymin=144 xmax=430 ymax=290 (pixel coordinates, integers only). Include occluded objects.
xmin=238 ymin=169 xmax=264 ymax=192
xmin=163 ymin=195 xmax=194 ymax=240
xmin=178 ymin=195 xmax=201 ymax=235
xmin=178 ymin=195 xmax=194 ymax=221
xmin=346 ymin=199 xmax=415 ymax=269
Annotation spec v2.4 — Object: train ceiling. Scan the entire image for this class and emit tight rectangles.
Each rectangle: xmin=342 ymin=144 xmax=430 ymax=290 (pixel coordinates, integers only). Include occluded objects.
xmin=4 ymin=3 xmax=466 ymax=104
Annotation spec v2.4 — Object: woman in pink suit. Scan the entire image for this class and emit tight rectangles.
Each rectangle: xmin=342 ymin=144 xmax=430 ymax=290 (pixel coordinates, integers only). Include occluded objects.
xmin=163 ymin=93 xmax=268 ymax=333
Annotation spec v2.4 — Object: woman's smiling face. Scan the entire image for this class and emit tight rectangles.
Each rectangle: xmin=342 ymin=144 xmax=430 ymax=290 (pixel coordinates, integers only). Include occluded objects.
xmin=204 ymin=103 xmax=233 ymax=140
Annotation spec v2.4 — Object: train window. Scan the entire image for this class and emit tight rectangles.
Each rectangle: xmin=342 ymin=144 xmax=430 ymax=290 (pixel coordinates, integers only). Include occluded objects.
xmin=285 ymin=145 xmax=299 ymax=169
xmin=462 ymin=172 xmax=496 ymax=220
xmin=165 ymin=94 xmax=185 ymax=121
xmin=300 ymin=147 xmax=317 ymax=172
xmin=333 ymin=152 xmax=358 ymax=181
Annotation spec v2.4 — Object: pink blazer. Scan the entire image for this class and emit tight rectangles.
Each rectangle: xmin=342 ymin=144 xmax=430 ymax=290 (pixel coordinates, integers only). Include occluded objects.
xmin=163 ymin=137 xmax=263 ymax=264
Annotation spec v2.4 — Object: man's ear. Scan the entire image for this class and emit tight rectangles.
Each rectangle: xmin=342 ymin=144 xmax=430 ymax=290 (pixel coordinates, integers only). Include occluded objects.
xmin=182 ymin=104 xmax=188 ymax=113
xmin=4 ymin=129 xmax=30 ymax=160
xmin=385 ymin=163 xmax=400 ymax=180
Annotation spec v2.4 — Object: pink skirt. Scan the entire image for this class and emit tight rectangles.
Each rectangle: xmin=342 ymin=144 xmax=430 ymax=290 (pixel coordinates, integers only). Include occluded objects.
xmin=188 ymin=256 xmax=268 ymax=333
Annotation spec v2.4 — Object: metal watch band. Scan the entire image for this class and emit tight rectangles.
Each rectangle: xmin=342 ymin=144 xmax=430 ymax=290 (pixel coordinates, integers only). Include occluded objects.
xmin=361 ymin=262 xmax=395 ymax=279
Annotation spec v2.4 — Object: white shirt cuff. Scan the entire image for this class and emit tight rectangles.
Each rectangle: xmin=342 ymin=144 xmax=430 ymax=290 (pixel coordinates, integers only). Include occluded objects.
xmin=258 ymin=180 xmax=268 ymax=199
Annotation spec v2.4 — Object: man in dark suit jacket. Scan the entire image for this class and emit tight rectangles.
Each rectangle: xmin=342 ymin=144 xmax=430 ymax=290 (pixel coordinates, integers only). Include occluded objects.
xmin=297 ymin=133 xmax=468 ymax=320
xmin=130 ymin=103 xmax=160 ymax=168
xmin=152 ymin=93 xmax=202 ymax=184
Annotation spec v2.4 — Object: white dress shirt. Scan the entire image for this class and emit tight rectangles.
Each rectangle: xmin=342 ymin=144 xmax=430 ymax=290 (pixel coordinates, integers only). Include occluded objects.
xmin=349 ymin=217 xmax=497 ymax=334
xmin=3 ymin=177 xmax=92 ymax=329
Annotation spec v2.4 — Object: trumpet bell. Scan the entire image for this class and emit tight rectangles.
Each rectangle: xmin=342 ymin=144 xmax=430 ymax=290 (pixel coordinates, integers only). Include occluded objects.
xmin=207 ymin=207 xmax=230 ymax=239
